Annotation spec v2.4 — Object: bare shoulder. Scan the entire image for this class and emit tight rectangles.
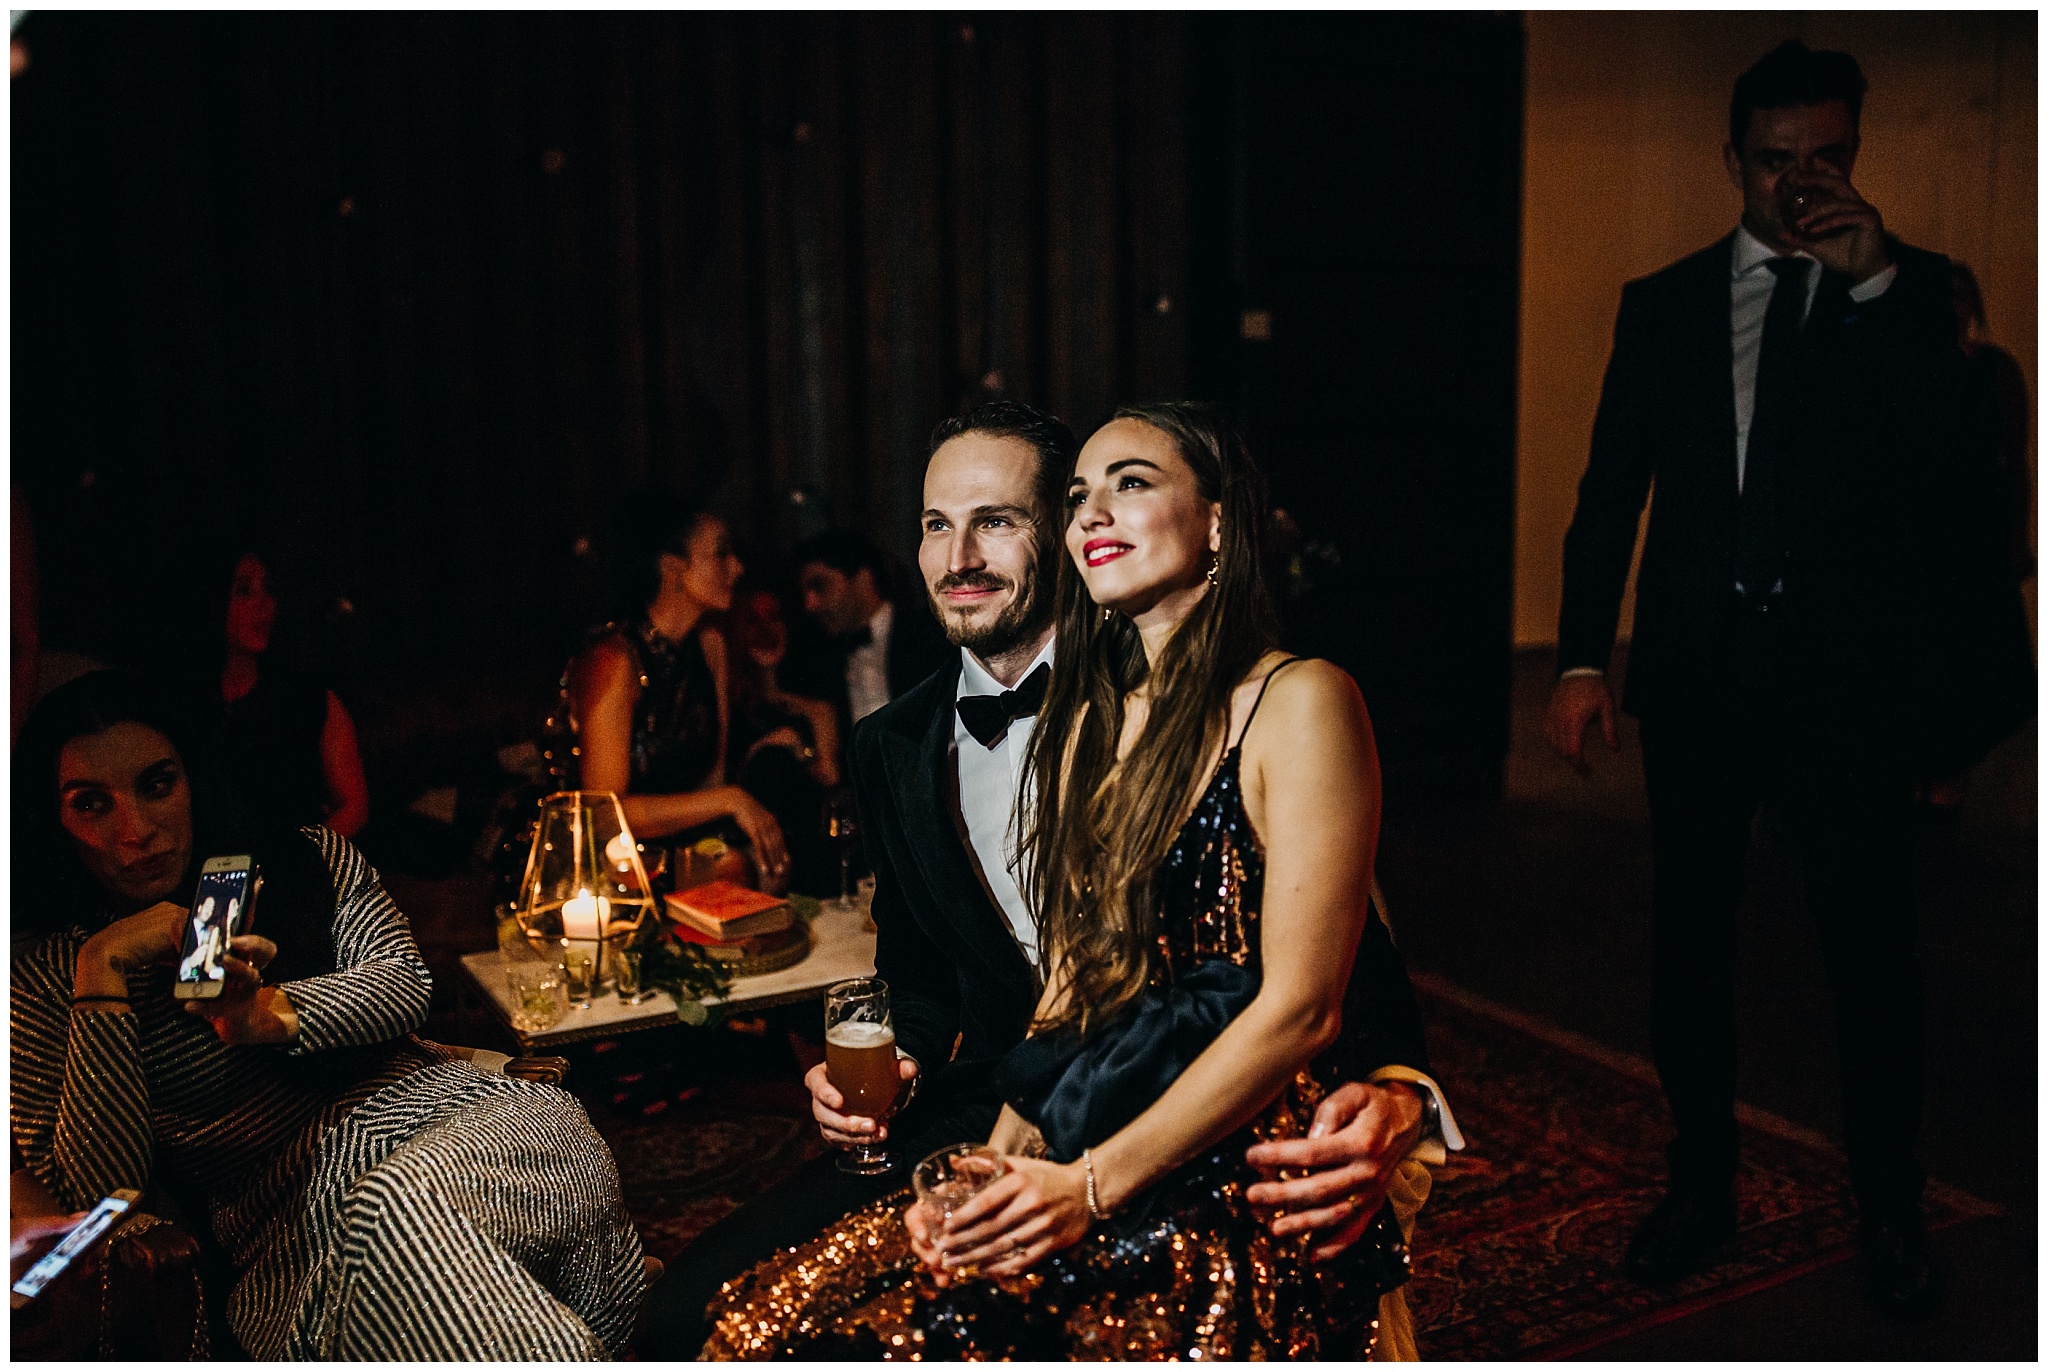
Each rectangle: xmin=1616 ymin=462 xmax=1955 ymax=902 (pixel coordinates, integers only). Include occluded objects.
xmin=1238 ymin=657 xmax=1373 ymax=769
xmin=571 ymin=633 xmax=636 ymax=697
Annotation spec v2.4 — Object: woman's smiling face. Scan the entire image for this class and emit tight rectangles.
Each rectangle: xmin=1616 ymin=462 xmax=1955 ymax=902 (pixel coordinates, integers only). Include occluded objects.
xmin=1065 ymin=417 xmax=1220 ymax=616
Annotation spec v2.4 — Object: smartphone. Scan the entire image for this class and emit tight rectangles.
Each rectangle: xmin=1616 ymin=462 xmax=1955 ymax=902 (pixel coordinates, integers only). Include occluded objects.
xmin=10 ymin=1189 xmax=141 ymax=1308
xmin=172 ymin=854 xmax=260 ymax=1000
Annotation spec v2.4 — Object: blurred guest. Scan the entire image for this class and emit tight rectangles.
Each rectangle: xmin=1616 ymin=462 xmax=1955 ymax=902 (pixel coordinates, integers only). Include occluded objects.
xmin=1545 ymin=41 xmax=2025 ymax=1315
xmin=791 ymin=529 xmax=950 ymax=726
xmin=565 ymin=496 xmax=790 ymax=889
xmin=727 ymin=582 xmax=841 ymax=789
xmin=1951 ymin=262 xmax=2033 ymax=585
xmin=11 ymin=671 xmax=646 ymax=1358
xmin=209 ymin=549 xmax=370 ymax=838
xmin=726 ymin=582 xmax=837 ymax=893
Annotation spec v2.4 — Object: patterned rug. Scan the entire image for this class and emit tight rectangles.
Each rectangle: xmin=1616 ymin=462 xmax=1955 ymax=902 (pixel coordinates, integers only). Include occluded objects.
xmin=579 ymin=980 xmax=1999 ymax=1360
xmin=1404 ymin=974 xmax=1999 ymax=1359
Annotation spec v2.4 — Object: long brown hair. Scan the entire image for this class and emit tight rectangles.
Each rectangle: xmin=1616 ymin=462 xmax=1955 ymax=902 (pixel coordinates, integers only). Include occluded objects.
xmin=1020 ymin=402 xmax=1279 ymax=1039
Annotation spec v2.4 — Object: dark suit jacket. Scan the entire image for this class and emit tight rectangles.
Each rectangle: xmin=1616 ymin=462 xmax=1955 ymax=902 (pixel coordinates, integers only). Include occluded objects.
xmin=1559 ymin=233 xmax=2032 ymax=772
xmin=850 ymin=664 xmax=1433 ymax=1114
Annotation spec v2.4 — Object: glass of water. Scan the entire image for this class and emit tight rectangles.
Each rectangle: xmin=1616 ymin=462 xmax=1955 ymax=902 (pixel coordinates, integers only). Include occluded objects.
xmin=505 ymin=961 xmax=568 ymax=1033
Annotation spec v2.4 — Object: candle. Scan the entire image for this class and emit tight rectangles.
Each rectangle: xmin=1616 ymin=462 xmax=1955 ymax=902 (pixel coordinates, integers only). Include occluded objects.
xmin=604 ymin=832 xmax=635 ymax=870
xmin=562 ymin=889 xmax=609 ymax=941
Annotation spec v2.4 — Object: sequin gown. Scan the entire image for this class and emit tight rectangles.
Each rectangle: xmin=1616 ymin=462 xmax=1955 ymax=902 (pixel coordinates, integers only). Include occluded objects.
xmin=703 ymin=738 xmax=1428 ymax=1361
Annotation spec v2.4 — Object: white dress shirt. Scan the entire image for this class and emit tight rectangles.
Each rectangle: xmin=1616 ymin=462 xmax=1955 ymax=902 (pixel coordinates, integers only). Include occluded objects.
xmin=845 ymin=601 xmax=895 ymax=724
xmin=951 ymin=638 xmax=1056 ymax=967
xmin=944 ymin=639 xmax=1462 ymax=1153
xmin=1729 ymin=223 xmax=1896 ymax=492
xmin=1564 ymin=226 xmax=1898 ymax=682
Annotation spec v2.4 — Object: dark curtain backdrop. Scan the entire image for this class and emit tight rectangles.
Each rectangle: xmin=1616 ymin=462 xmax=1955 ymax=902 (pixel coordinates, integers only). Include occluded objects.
xmin=13 ymin=11 xmax=1190 ymax=676
xmin=14 ymin=11 xmax=1522 ymax=805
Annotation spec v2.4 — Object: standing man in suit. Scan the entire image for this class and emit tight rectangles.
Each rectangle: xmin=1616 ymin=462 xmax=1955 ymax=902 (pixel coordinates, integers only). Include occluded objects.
xmin=792 ymin=528 xmax=954 ymax=728
xmin=1546 ymin=42 xmax=2006 ymax=1315
xmin=643 ymin=400 xmax=1460 ymax=1356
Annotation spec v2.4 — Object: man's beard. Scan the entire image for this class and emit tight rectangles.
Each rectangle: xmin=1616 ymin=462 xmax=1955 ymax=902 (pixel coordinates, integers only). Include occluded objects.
xmin=928 ymin=563 xmax=1048 ymax=658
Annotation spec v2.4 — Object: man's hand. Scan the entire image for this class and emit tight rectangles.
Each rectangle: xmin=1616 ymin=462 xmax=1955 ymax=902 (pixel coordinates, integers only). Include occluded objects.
xmin=1786 ymin=166 xmax=1890 ymax=285
xmin=1244 ymin=1081 xmax=1426 ymax=1264
xmin=1543 ymin=673 xmax=1618 ymax=776
xmin=186 ymin=935 xmax=298 ymax=1045
xmin=804 ymin=1056 xmax=916 ymax=1145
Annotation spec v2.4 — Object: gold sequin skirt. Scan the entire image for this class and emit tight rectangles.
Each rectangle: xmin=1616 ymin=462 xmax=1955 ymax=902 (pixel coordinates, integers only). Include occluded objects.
xmin=701 ymin=1134 xmax=1409 ymax=1361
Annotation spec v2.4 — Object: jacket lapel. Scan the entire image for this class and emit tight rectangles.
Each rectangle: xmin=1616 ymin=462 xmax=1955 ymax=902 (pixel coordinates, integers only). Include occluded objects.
xmin=877 ymin=674 xmax=1037 ymax=988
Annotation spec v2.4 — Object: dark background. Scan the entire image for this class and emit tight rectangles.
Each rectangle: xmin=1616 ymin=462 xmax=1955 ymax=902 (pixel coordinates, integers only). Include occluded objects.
xmin=12 ymin=11 xmax=1522 ymax=806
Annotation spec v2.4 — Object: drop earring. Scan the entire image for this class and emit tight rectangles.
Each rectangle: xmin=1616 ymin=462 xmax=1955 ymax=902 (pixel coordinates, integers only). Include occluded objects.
xmin=1206 ymin=555 xmax=1220 ymax=586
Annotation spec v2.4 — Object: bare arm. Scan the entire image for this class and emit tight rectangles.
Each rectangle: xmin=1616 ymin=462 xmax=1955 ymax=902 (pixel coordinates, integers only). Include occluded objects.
xmin=318 ymin=691 xmax=371 ymax=837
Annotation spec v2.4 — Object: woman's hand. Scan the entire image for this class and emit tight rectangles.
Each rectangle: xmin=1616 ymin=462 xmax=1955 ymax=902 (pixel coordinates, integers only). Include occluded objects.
xmin=935 ymin=1156 xmax=1091 ymax=1278
xmin=74 ymin=902 xmax=190 ymax=998
xmin=185 ymin=935 xmax=299 ymax=1045
xmin=726 ymin=789 xmax=790 ymax=885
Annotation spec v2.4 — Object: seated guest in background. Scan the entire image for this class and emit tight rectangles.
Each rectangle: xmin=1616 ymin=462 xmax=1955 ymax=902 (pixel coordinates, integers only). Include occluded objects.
xmin=206 ymin=548 xmax=370 ymax=837
xmin=726 ymin=582 xmax=838 ymax=892
xmin=11 ymin=671 xmax=647 ymax=1359
xmin=791 ymin=528 xmax=951 ymax=727
xmin=728 ymin=581 xmax=841 ymax=790
xmin=566 ymin=495 xmax=790 ymax=890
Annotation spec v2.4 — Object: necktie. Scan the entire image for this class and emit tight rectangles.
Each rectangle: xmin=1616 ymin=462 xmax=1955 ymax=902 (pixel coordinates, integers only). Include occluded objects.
xmin=957 ymin=662 xmax=1051 ymax=748
xmin=1735 ymin=255 xmax=1811 ymax=599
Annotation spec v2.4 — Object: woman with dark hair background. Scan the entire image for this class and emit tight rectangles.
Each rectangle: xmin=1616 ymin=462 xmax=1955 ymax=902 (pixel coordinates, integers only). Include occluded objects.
xmin=561 ymin=494 xmax=790 ymax=890
xmin=10 ymin=671 xmax=647 ymax=1359
xmin=704 ymin=404 xmax=1427 ymax=1360
xmin=201 ymin=547 xmax=370 ymax=837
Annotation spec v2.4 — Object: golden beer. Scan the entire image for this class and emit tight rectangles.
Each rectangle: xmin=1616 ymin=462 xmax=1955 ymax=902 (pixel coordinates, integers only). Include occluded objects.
xmin=825 ymin=1020 xmax=900 ymax=1120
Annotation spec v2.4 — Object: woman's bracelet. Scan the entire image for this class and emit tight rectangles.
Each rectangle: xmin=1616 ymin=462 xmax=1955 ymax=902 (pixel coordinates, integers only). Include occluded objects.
xmin=1083 ymin=1147 xmax=1108 ymax=1221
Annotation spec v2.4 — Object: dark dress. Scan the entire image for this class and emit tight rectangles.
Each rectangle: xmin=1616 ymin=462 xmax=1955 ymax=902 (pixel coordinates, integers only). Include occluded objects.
xmin=608 ymin=618 xmax=723 ymax=796
xmin=219 ymin=667 xmax=330 ymax=830
xmin=703 ymin=673 xmax=1408 ymax=1360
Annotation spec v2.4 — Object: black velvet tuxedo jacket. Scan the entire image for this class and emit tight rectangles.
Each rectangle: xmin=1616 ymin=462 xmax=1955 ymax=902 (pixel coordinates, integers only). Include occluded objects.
xmin=849 ymin=663 xmax=1433 ymax=1112
xmin=1559 ymin=233 xmax=2031 ymax=772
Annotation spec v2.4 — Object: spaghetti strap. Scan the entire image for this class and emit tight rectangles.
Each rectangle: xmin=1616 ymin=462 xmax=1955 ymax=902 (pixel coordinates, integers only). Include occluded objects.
xmin=1231 ymin=656 xmax=1307 ymax=750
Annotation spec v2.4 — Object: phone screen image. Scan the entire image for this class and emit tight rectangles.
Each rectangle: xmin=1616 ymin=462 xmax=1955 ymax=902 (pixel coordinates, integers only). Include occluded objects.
xmin=11 ymin=1193 xmax=132 ymax=1300
xmin=177 ymin=867 xmax=252 ymax=987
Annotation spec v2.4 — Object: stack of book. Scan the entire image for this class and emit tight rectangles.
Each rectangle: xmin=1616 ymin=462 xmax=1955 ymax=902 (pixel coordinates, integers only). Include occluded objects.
xmin=664 ymin=881 xmax=796 ymax=963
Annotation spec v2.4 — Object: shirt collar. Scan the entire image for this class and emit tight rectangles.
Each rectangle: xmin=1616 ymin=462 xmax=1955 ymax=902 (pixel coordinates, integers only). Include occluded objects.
xmin=1732 ymin=223 xmax=1816 ymax=279
xmin=957 ymin=635 xmax=1057 ymax=701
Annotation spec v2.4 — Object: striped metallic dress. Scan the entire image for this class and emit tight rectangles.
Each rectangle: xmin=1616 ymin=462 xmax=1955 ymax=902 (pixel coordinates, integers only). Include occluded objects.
xmin=11 ymin=827 xmax=647 ymax=1360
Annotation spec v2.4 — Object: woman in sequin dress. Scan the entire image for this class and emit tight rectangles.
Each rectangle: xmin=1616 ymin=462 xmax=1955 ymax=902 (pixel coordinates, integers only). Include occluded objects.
xmin=704 ymin=403 xmax=1426 ymax=1360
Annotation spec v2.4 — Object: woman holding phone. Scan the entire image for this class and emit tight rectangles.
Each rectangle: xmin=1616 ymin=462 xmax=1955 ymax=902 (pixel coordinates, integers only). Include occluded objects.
xmin=10 ymin=671 xmax=648 ymax=1359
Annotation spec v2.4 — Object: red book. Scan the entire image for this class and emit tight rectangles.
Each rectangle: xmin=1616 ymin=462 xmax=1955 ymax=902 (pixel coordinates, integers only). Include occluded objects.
xmin=665 ymin=881 xmax=793 ymax=941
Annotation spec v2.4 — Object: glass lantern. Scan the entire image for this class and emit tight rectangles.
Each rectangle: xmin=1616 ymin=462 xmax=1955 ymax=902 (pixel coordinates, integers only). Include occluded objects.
xmin=514 ymin=791 xmax=656 ymax=999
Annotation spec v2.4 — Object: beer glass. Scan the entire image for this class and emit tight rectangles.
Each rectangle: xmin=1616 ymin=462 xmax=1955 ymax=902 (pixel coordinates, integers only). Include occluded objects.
xmin=825 ymin=977 xmax=899 ymax=1175
xmin=912 ymin=1144 xmax=1006 ymax=1278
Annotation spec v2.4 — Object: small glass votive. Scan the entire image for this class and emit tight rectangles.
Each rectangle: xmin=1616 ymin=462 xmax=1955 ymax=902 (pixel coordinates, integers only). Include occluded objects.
xmin=614 ymin=949 xmax=655 ymax=1005
xmin=505 ymin=961 xmax=568 ymax=1033
xmin=562 ymin=942 xmax=599 ymax=1008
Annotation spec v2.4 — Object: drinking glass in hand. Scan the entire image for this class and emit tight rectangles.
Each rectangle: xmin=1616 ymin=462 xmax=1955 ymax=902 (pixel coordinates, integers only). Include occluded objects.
xmin=825 ymin=976 xmax=899 ymax=1176
xmin=912 ymin=1144 xmax=1006 ymax=1279
xmin=823 ymin=791 xmax=862 ymax=913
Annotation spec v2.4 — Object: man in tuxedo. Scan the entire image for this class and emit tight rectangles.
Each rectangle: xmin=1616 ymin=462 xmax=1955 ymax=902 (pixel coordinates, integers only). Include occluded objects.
xmin=791 ymin=528 xmax=953 ymax=727
xmin=1546 ymin=42 xmax=2013 ymax=1315
xmin=643 ymin=400 xmax=1460 ymax=1355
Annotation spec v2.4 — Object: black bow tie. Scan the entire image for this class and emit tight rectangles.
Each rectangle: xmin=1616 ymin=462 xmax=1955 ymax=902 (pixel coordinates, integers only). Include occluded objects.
xmin=957 ymin=663 xmax=1051 ymax=748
